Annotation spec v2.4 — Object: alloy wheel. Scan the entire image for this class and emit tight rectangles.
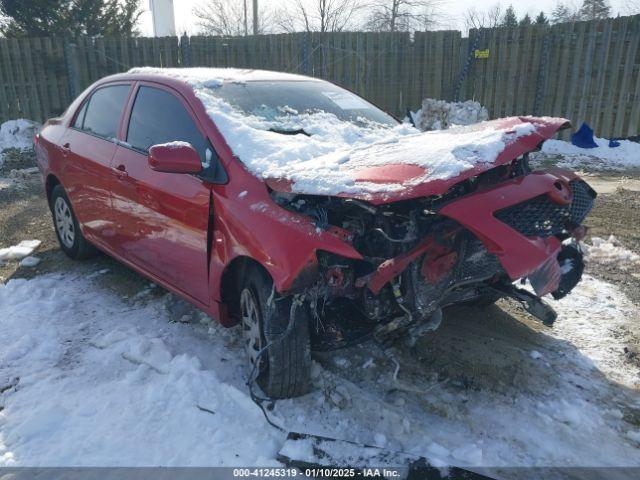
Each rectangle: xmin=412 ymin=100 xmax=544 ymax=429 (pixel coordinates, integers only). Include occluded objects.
xmin=54 ymin=197 xmax=75 ymax=249
xmin=240 ymin=288 xmax=263 ymax=368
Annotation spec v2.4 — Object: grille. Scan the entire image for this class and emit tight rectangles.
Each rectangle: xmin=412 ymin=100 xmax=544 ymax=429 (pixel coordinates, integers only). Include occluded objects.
xmin=454 ymin=238 xmax=503 ymax=284
xmin=494 ymin=180 xmax=594 ymax=238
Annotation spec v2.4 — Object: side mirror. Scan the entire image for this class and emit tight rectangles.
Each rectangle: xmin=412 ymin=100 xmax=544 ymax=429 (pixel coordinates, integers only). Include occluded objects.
xmin=148 ymin=142 xmax=202 ymax=174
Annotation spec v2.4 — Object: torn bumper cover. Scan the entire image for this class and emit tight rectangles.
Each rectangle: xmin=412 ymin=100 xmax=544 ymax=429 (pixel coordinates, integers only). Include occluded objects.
xmin=359 ymin=169 xmax=596 ymax=299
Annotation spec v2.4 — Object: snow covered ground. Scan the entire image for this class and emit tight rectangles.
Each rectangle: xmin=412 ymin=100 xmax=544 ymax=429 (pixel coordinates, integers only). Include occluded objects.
xmin=0 ymin=261 xmax=638 ymax=468
xmin=536 ymin=136 xmax=640 ymax=171
xmin=585 ymin=235 xmax=640 ymax=269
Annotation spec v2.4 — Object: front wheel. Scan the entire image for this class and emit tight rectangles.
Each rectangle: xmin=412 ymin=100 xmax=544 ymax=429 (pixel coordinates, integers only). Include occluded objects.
xmin=240 ymin=266 xmax=312 ymax=399
xmin=50 ymin=185 xmax=97 ymax=260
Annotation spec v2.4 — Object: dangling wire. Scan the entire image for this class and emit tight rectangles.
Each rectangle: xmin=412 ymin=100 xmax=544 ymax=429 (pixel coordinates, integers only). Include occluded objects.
xmin=246 ymin=295 xmax=303 ymax=432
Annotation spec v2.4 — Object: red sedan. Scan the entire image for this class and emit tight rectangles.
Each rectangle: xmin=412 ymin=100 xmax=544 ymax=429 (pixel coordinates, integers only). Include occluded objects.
xmin=36 ymin=68 xmax=595 ymax=398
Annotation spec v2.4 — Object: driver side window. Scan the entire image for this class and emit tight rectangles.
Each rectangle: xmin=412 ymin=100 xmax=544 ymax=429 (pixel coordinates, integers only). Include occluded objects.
xmin=127 ymin=86 xmax=207 ymax=157
xmin=126 ymin=86 xmax=226 ymax=182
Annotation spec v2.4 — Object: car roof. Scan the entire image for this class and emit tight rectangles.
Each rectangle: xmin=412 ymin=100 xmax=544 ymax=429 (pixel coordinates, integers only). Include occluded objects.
xmin=118 ymin=67 xmax=322 ymax=84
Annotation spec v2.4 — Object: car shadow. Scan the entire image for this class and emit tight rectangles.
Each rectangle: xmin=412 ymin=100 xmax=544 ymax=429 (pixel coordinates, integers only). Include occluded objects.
xmin=316 ymin=300 xmax=640 ymax=432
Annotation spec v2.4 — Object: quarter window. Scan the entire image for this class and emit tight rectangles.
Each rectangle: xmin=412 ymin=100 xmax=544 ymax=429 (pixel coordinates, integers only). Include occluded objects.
xmin=126 ymin=86 xmax=208 ymax=162
xmin=75 ymin=85 xmax=130 ymax=139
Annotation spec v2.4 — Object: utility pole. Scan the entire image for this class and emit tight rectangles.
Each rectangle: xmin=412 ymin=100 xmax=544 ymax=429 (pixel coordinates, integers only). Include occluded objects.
xmin=244 ymin=0 xmax=248 ymax=36
xmin=252 ymin=0 xmax=258 ymax=35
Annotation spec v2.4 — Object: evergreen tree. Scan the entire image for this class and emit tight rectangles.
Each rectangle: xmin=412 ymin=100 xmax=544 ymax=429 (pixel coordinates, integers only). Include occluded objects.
xmin=501 ymin=5 xmax=518 ymax=27
xmin=535 ymin=11 xmax=550 ymax=24
xmin=0 ymin=0 xmax=141 ymax=37
xmin=102 ymin=0 xmax=141 ymax=35
xmin=0 ymin=0 xmax=69 ymax=36
xmin=578 ymin=0 xmax=611 ymax=20
xmin=519 ymin=13 xmax=532 ymax=25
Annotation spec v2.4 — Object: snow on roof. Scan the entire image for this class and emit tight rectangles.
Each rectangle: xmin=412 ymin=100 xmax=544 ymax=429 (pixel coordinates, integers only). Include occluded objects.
xmin=128 ymin=68 xmax=538 ymax=196
xmin=128 ymin=67 xmax=315 ymax=86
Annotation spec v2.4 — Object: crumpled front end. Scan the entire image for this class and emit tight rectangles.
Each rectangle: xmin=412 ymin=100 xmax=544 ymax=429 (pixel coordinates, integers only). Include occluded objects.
xmin=273 ymin=157 xmax=596 ymax=349
xmin=439 ymin=169 xmax=595 ymax=297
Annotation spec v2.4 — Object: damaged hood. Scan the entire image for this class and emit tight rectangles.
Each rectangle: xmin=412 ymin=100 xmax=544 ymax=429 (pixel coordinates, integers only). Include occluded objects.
xmin=264 ymin=116 xmax=570 ymax=205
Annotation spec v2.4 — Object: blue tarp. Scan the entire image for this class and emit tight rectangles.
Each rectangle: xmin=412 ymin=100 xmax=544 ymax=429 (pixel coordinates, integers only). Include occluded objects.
xmin=571 ymin=123 xmax=598 ymax=149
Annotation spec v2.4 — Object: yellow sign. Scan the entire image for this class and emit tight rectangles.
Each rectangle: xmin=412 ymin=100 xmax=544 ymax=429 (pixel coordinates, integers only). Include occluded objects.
xmin=474 ymin=49 xmax=490 ymax=59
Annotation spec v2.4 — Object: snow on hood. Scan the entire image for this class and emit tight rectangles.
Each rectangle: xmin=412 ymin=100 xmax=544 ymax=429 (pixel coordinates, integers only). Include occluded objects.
xmin=129 ymin=68 xmax=568 ymax=201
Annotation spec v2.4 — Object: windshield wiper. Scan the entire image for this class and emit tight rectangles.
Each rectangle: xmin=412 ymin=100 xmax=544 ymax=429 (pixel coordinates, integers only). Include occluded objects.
xmin=269 ymin=128 xmax=310 ymax=137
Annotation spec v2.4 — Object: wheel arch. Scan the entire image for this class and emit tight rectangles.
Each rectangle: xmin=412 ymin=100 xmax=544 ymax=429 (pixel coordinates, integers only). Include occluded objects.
xmin=220 ymin=255 xmax=273 ymax=325
xmin=45 ymin=174 xmax=62 ymax=207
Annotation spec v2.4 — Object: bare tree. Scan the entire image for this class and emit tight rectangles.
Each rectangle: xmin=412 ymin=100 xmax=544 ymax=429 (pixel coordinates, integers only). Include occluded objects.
xmin=193 ymin=0 xmax=272 ymax=36
xmin=463 ymin=4 xmax=503 ymax=31
xmin=363 ymin=0 xmax=444 ymax=32
xmin=277 ymin=0 xmax=361 ymax=33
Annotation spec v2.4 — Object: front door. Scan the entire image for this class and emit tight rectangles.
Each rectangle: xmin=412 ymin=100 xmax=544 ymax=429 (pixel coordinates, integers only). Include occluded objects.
xmin=109 ymin=84 xmax=213 ymax=305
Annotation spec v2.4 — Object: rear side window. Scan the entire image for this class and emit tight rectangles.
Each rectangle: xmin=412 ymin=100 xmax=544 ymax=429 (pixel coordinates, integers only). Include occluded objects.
xmin=74 ymin=84 xmax=130 ymax=139
xmin=126 ymin=86 xmax=208 ymax=160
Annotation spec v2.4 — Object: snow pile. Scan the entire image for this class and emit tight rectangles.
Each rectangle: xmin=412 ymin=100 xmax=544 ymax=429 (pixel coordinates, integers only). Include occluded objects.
xmin=584 ymin=236 xmax=640 ymax=269
xmin=412 ymin=99 xmax=489 ymax=132
xmin=0 ymin=240 xmax=41 ymax=263
xmin=0 ymin=167 xmax=40 ymax=191
xmin=0 ymin=119 xmax=36 ymax=170
xmin=19 ymin=256 xmax=40 ymax=268
xmin=128 ymin=68 xmax=536 ymax=196
xmin=0 ymin=119 xmax=35 ymax=152
xmin=539 ymin=136 xmax=640 ymax=170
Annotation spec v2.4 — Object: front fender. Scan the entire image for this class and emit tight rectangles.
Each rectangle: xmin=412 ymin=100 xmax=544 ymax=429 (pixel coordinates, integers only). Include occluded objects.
xmin=209 ymin=180 xmax=362 ymax=302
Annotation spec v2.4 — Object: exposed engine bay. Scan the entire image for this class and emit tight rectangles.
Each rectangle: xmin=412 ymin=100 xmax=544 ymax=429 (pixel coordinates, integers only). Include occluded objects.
xmin=270 ymin=156 xmax=597 ymax=351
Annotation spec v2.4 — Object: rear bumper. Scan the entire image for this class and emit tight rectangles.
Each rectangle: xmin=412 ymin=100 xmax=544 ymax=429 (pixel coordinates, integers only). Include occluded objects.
xmin=439 ymin=169 xmax=595 ymax=282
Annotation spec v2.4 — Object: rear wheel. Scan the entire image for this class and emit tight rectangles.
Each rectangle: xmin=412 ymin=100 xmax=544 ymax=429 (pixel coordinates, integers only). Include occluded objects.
xmin=50 ymin=185 xmax=97 ymax=260
xmin=240 ymin=266 xmax=312 ymax=399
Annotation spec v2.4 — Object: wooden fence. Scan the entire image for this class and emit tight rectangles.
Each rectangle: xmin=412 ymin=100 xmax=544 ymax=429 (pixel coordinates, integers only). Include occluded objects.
xmin=0 ymin=14 xmax=639 ymax=138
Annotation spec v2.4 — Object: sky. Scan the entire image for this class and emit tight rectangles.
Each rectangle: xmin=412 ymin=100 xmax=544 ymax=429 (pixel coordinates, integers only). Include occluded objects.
xmin=139 ymin=0 xmax=633 ymax=36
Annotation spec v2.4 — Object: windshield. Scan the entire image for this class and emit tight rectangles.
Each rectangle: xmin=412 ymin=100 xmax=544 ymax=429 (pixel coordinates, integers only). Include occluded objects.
xmin=204 ymin=80 xmax=398 ymax=128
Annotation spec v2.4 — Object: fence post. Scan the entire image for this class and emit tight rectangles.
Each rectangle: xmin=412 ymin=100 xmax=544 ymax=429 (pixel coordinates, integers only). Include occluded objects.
xmin=302 ymin=31 xmax=311 ymax=75
xmin=180 ymin=33 xmax=191 ymax=67
xmin=453 ymin=29 xmax=483 ymax=102
xmin=63 ymin=39 xmax=80 ymax=100
xmin=533 ymin=27 xmax=552 ymax=116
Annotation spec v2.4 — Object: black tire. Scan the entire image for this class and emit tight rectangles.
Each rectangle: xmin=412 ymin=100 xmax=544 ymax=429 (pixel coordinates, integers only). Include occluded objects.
xmin=240 ymin=265 xmax=312 ymax=399
xmin=50 ymin=185 xmax=97 ymax=260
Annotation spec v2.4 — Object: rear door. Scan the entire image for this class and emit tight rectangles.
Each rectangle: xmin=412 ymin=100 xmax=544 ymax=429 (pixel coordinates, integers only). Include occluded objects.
xmin=61 ymin=83 xmax=132 ymax=243
xmin=109 ymin=83 xmax=214 ymax=304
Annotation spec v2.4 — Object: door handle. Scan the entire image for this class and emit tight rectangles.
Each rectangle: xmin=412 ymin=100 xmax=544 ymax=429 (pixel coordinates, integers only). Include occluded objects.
xmin=113 ymin=164 xmax=129 ymax=178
